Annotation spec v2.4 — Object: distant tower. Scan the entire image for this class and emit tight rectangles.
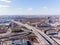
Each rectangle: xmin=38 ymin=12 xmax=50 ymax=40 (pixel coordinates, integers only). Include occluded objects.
xmin=48 ymin=16 xmax=52 ymax=23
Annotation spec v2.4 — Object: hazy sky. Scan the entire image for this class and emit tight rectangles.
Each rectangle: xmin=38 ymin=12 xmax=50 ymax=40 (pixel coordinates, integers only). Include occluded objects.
xmin=0 ymin=0 xmax=60 ymax=15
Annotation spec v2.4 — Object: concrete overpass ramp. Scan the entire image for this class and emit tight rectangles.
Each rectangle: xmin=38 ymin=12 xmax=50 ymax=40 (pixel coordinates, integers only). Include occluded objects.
xmin=10 ymin=20 xmax=59 ymax=45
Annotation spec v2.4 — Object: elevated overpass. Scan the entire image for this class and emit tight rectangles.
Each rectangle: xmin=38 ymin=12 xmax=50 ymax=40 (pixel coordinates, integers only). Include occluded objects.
xmin=50 ymin=22 xmax=60 ymax=27
xmin=10 ymin=20 xmax=58 ymax=45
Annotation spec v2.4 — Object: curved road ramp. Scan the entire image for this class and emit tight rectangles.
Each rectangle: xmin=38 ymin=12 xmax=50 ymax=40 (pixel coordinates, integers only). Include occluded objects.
xmin=10 ymin=20 xmax=59 ymax=45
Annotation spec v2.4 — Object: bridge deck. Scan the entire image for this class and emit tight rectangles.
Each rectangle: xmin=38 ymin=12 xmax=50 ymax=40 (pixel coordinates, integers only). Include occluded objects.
xmin=11 ymin=20 xmax=58 ymax=45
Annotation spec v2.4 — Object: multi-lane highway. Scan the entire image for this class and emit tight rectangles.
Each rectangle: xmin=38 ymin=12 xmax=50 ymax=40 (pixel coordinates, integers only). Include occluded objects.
xmin=11 ymin=20 xmax=59 ymax=45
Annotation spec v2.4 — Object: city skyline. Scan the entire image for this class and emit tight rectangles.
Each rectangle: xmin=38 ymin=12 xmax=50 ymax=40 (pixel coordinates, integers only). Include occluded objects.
xmin=0 ymin=0 xmax=60 ymax=15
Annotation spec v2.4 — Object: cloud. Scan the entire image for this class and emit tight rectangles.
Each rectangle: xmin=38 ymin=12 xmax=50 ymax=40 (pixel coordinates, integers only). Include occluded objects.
xmin=43 ymin=6 xmax=48 ymax=9
xmin=28 ymin=8 xmax=33 ymax=11
xmin=0 ymin=7 xmax=60 ymax=15
xmin=0 ymin=0 xmax=11 ymax=3
xmin=0 ymin=5 xmax=10 ymax=8
xmin=17 ymin=8 xmax=23 ymax=10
